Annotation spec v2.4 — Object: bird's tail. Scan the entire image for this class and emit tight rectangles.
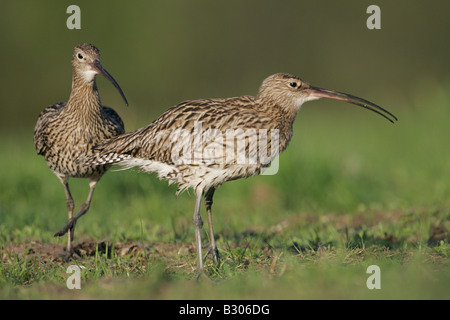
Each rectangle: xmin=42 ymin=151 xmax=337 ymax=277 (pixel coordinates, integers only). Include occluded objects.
xmin=83 ymin=151 xmax=130 ymax=166
xmin=84 ymin=130 xmax=140 ymax=166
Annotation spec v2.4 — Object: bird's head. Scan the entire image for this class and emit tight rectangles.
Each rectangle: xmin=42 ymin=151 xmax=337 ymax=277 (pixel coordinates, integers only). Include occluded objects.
xmin=72 ymin=43 xmax=128 ymax=106
xmin=257 ymin=73 xmax=319 ymax=112
xmin=257 ymin=73 xmax=397 ymax=123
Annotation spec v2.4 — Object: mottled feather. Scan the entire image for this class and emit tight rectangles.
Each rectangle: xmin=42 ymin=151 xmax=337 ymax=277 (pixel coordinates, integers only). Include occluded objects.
xmin=86 ymin=72 xmax=396 ymax=275
xmin=34 ymin=43 xmax=127 ymax=256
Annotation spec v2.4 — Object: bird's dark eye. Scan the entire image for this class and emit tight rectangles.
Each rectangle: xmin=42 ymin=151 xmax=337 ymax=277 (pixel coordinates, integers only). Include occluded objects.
xmin=289 ymin=82 xmax=297 ymax=88
xmin=77 ymin=53 xmax=83 ymax=60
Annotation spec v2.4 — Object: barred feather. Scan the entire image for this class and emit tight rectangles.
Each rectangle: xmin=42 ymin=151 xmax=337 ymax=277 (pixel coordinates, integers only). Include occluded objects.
xmin=34 ymin=44 xmax=126 ymax=180
xmin=88 ymin=74 xmax=307 ymax=194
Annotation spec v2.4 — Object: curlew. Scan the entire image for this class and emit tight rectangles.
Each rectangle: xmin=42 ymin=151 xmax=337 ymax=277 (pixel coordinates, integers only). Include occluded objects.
xmin=34 ymin=43 xmax=128 ymax=259
xmin=86 ymin=73 xmax=397 ymax=276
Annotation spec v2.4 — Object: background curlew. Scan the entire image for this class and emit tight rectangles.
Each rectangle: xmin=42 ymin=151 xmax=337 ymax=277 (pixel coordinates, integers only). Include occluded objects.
xmin=86 ymin=73 xmax=397 ymax=276
xmin=34 ymin=43 xmax=128 ymax=259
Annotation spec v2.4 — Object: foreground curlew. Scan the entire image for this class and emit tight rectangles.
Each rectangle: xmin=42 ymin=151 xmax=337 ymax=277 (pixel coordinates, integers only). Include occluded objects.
xmin=34 ymin=43 xmax=128 ymax=259
xmin=86 ymin=73 xmax=397 ymax=276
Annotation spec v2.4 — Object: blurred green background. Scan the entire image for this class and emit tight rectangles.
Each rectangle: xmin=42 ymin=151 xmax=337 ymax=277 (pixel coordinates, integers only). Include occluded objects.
xmin=0 ymin=0 xmax=448 ymax=132
xmin=1 ymin=0 xmax=449 ymax=233
xmin=0 ymin=0 xmax=449 ymax=227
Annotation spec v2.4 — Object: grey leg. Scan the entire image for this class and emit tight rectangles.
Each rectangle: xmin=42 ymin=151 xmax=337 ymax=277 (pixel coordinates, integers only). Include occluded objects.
xmin=54 ymin=177 xmax=100 ymax=258
xmin=204 ymin=187 xmax=219 ymax=264
xmin=74 ymin=177 xmax=99 ymax=222
xmin=61 ymin=179 xmax=75 ymax=254
xmin=192 ymin=191 xmax=204 ymax=279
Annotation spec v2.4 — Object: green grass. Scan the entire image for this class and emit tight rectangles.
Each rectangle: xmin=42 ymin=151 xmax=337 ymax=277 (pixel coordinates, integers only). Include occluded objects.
xmin=0 ymin=80 xmax=449 ymax=299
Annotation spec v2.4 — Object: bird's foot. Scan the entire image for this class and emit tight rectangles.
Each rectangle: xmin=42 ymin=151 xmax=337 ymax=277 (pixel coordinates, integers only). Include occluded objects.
xmin=203 ymin=244 xmax=221 ymax=264
xmin=56 ymin=247 xmax=82 ymax=262
xmin=54 ymin=217 xmax=77 ymax=237
xmin=195 ymin=268 xmax=214 ymax=282
xmin=195 ymin=269 xmax=206 ymax=281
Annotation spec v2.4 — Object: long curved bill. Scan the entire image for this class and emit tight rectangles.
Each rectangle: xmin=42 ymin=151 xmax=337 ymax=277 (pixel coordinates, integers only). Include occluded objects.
xmin=92 ymin=60 xmax=129 ymax=106
xmin=307 ymin=85 xmax=397 ymax=123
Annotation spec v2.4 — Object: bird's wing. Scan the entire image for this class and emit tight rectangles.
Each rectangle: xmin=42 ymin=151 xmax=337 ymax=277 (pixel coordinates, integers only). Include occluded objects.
xmin=90 ymin=96 xmax=278 ymax=167
xmin=33 ymin=102 xmax=66 ymax=156
xmin=102 ymin=106 xmax=125 ymax=135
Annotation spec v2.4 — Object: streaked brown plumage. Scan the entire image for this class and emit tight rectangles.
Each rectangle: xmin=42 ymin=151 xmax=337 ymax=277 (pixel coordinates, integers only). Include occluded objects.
xmin=34 ymin=43 xmax=128 ymax=258
xmin=86 ymin=73 xmax=397 ymax=276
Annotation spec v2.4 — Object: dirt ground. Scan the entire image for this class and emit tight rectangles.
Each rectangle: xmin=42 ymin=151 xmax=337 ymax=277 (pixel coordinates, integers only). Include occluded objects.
xmin=1 ymin=240 xmax=196 ymax=264
xmin=2 ymin=210 xmax=447 ymax=264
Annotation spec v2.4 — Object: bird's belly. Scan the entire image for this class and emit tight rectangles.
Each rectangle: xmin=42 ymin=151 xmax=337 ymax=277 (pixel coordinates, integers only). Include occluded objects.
xmin=46 ymin=150 xmax=110 ymax=178
xmin=120 ymin=158 xmax=262 ymax=194
xmin=44 ymin=134 xmax=110 ymax=177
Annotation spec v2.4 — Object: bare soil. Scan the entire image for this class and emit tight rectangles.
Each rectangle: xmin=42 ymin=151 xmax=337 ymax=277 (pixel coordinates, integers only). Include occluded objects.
xmin=2 ymin=210 xmax=447 ymax=264
xmin=1 ymin=240 xmax=196 ymax=264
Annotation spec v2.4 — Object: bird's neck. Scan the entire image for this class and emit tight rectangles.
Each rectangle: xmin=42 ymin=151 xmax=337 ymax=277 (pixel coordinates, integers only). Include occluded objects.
xmin=65 ymin=73 xmax=103 ymax=122
xmin=256 ymin=97 xmax=301 ymax=154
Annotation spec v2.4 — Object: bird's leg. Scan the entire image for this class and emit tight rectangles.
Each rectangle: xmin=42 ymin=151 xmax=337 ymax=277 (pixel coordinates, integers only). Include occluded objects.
xmin=64 ymin=181 xmax=74 ymax=254
xmin=73 ymin=177 xmax=99 ymax=224
xmin=53 ymin=178 xmax=80 ymax=260
xmin=54 ymin=177 xmax=100 ymax=259
xmin=204 ymin=187 xmax=220 ymax=264
xmin=193 ymin=192 xmax=204 ymax=279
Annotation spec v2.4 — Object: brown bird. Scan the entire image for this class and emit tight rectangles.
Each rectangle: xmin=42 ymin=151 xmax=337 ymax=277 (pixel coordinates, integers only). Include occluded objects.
xmin=86 ymin=73 xmax=397 ymax=276
xmin=34 ymin=43 xmax=128 ymax=259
